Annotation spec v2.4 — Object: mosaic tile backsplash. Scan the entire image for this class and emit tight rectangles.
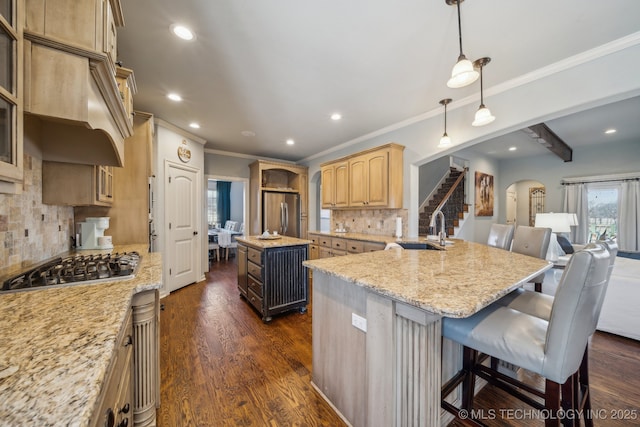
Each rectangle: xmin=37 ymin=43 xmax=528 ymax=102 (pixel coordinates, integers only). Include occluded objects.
xmin=0 ymin=154 xmax=74 ymax=271
xmin=331 ymin=209 xmax=408 ymax=237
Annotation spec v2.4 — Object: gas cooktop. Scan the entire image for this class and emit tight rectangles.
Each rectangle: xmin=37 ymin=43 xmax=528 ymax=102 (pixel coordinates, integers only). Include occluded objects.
xmin=1 ymin=251 xmax=141 ymax=293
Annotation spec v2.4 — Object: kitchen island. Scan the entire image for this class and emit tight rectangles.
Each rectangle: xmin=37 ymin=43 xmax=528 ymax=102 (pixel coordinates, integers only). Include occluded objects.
xmin=236 ymin=235 xmax=311 ymax=322
xmin=0 ymin=245 xmax=162 ymax=427
xmin=304 ymin=240 xmax=551 ymax=427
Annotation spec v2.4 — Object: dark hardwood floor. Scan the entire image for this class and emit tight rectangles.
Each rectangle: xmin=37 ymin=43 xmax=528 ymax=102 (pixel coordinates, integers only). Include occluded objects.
xmin=157 ymin=258 xmax=640 ymax=426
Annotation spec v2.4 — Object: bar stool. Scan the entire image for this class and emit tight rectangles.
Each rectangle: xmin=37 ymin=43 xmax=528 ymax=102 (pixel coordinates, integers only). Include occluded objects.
xmin=511 ymin=225 xmax=552 ymax=292
xmin=441 ymin=245 xmax=610 ymax=427
xmin=494 ymin=239 xmax=618 ymax=426
xmin=487 ymin=223 xmax=515 ymax=250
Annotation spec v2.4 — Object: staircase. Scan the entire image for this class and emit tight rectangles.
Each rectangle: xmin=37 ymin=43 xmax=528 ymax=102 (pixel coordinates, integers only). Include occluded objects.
xmin=419 ymin=167 xmax=469 ymax=237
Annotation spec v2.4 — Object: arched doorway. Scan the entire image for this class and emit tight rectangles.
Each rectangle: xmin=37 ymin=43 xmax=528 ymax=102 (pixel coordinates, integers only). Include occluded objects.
xmin=505 ymin=180 xmax=545 ymax=227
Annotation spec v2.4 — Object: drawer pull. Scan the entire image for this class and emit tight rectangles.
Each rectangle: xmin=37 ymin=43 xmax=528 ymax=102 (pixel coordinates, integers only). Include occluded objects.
xmin=123 ymin=335 xmax=132 ymax=347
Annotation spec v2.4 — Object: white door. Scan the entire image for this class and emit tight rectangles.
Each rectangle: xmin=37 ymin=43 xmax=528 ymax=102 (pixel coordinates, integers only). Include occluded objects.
xmin=166 ymin=162 xmax=200 ymax=292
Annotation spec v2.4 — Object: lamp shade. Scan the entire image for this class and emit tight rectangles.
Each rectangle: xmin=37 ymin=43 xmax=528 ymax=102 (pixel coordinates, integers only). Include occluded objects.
xmin=438 ymin=133 xmax=451 ymax=148
xmin=447 ymin=57 xmax=479 ymax=88
xmin=472 ymin=105 xmax=495 ymax=127
xmin=535 ymin=213 xmax=571 ymax=233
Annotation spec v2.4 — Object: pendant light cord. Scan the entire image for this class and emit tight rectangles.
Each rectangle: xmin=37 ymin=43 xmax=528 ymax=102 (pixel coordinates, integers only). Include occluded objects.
xmin=479 ymin=65 xmax=485 ymax=106
xmin=456 ymin=1 xmax=464 ymax=58
xmin=444 ymin=103 xmax=448 ymax=134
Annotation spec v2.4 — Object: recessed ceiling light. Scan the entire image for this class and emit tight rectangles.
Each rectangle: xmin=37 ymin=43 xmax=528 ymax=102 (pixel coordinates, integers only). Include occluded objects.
xmin=241 ymin=130 xmax=256 ymax=137
xmin=605 ymin=129 xmax=617 ymax=134
xmin=509 ymin=146 xmax=517 ymax=151
xmin=167 ymin=93 xmax=182 ymax=102
xmin=331 ymin=113 xmax=342 ymax=121
xmin=286 ymin=139 xmax=295 ymax=146
xmin=189 ymin=123 xmax=200 ymax=129
xmin=171 ymin=24 xmax=195 ymax=41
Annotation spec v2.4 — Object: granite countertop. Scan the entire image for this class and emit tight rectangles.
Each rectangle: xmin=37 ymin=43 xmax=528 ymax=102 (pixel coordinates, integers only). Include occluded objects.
xmin=0 ymin=244 xmax=162 ymax=426
xmin=304 ymin=240 xmax=551 ymax=318
xmin=308 ymin=230 xmax=449 ymax=250
xmin=236 ymin=235 xmax=312 ymax=249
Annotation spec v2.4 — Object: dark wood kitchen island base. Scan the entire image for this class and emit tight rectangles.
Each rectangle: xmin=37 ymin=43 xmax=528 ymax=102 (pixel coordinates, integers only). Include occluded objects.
xmin=236 ymin=235 xmax=311 ymax=322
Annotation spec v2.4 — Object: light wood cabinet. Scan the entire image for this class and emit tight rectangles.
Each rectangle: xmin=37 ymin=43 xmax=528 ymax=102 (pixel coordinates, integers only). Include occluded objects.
xmin=0 ymin=0 xmax=24 ymax=193
xmin=320 ymin=161 xmax=348 ymax=209
xmin=90 ymin=308 xmax=133 ymax=427
xmin=42 ymin=162 xmax=113 ymax=206
xmin=249 ymin=160 xmax=309 ymax=238
xmin=309 ymin=233 xmax=386 ymax=258
xmin=320 ymin=143 xmax=404 ymax=209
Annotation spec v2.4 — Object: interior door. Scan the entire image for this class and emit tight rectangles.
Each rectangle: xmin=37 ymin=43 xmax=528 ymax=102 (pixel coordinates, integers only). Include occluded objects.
xmin=166 ymin=162 xmax=200 ymax=293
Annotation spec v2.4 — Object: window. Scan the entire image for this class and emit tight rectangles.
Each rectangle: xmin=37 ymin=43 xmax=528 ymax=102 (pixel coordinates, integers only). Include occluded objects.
xmin=587 ymin=184 xmax=619 ymax=241
xmin=207 ymin=187 xmax=219 ymax=227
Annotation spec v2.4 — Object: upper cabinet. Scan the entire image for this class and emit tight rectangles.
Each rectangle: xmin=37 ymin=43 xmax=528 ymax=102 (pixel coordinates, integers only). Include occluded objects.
xmin=22 ymin=0 xmax=133 ymax=167
xmin=0 ymin=0 xmax=24 ymax=193
xmin=320 ymin=161 xmax=348 ymax=209
xmin=320 ymin=143 xmax=404 ymax=209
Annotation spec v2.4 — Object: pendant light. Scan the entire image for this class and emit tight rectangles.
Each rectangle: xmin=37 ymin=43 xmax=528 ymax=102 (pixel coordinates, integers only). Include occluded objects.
xmin=438 ymin=98 xmax=452 ymax=147
xmin=446 ymin=0 xmax=479 ymax=88
xmin=472 ymin=57 xmax=495 ymax=126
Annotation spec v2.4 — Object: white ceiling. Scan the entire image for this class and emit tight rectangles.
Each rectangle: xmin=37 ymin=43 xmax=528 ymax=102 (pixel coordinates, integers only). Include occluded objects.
xmin=117 ymin=0 xmax=640 ymax=161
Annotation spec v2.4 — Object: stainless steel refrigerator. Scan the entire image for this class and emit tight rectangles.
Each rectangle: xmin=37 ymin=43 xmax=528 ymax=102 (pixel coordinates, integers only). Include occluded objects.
xmin=262 ymin=191 xmax=300 ymax=237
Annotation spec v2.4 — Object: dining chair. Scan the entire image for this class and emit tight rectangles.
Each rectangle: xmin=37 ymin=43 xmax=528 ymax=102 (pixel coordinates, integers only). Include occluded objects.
xmin=511 ymin=225 xmax=552 ymax=292
xmin=441 ymin=244 xmax=611 ymax=427
xmin=486 ymin=223 xmax=515 ymax=250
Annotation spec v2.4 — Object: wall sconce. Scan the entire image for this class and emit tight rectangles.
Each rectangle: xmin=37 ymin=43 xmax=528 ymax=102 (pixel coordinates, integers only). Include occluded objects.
xmin=438 ymin=98 xmax=452 ymax=147
xmin=446 ymin=0 xmax=479 ymax=88
xmin=471 ymin=57 xmax=495 ymax=126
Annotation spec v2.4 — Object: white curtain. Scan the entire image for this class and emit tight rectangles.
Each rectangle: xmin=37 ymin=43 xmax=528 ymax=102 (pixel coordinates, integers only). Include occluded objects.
xmin=618 ymin=180 xmax=640 ymax=252
xmin=563 ymin=183 xmax=588 ymax=244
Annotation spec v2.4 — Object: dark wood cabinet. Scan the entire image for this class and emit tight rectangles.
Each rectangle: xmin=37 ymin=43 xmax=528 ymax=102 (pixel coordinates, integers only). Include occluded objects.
xmin=238 ymin=243 xmax=309 ymax=322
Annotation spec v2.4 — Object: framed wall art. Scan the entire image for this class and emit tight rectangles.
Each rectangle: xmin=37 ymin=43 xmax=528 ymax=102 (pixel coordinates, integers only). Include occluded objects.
xmin=475 ymin=171 xmax=494 ymax=217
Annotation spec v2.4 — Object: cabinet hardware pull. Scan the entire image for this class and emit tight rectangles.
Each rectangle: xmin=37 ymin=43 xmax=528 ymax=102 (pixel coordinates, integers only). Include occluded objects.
xmin=124 ymin=335 xmax=132 ymax=347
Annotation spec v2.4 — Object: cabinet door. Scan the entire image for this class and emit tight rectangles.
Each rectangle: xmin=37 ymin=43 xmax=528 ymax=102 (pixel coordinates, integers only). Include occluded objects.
xmin=366 ymin=151 xmax=389 ymax=206
xmin=309 ymin=244 xmax=319 ymax=260
xmin=321 ymin=165 xmax=335 ymax=208
xmin=96 ymin=165 xmax=114 ymax=203
xmin=300 ymin=216 xmax=308 ymax=240
xmin=299 ymin=174 xmax=308 ymax=216
xmin=349 ymin=156 xmax=367 ymax=206
xmin=334 ymin=162 xmax=349 ymax=207
xmin=319 ymin=247 xmax=333 ymax=259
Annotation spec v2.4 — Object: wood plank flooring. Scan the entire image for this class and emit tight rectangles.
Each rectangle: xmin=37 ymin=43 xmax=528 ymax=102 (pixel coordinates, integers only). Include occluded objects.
xmin=157 ymin=258 xmax=640 ymax=426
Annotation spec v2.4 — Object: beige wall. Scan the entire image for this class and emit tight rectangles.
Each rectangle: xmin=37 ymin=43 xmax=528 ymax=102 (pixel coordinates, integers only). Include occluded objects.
xmin=0 ymin=154 xmax=74 ymax=271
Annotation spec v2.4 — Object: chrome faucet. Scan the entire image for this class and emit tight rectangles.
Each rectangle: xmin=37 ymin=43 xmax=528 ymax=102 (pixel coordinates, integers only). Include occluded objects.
xmin=429 ymin=210 xmax=446 ymax=246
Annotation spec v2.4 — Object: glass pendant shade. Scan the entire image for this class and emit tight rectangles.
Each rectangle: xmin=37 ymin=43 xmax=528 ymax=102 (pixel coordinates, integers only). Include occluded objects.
xmin=447 ymin=56 xmax=479 ymax=88
xmin=472 ymin=105 xmax=495 ymax=127
xmin=438 ymin=133 xmax=452 ymax=147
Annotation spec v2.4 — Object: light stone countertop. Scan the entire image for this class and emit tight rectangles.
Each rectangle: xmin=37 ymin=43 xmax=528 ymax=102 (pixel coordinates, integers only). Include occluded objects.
xmin=308 ymin=230 xmax=445 ymax=248
xmin=236 ymin=235 xmax=311 ymax=249
xmin=304 ymin=240 xmax=552 ymax=318
xmin=0 ymin=244 xmax=162 ymax=426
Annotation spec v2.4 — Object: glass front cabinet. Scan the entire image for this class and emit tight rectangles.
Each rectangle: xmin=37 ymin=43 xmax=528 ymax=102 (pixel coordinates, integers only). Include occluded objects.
xmin=0 ymin=0 xmax=23 ymax=191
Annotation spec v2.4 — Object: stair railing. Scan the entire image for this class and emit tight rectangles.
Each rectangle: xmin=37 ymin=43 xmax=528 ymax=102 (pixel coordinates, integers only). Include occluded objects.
xmin=430 ymin=167 xmax=468 ymax=232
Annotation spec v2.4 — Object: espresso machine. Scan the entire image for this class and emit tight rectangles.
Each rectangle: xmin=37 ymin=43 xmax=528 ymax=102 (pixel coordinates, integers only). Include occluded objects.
xmin=77 ymin=217 xmax=113 ymax=250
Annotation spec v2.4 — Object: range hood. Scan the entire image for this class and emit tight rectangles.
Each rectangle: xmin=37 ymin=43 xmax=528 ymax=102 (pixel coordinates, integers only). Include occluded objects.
xmin=24 ymin=36 xmax=133 ymax=167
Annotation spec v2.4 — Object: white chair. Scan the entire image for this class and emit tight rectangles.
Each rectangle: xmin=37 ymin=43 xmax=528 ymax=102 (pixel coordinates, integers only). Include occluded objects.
xmin=208 ymin=241 xmax=220 ymax=262
xmin=442 ymin=244 xmax=611 ymax=427
xmin=486 ymin=223 xmax=514 ymax=250
xmin=511 ymin=225 xmax=552 ymax=292
xmin=217 ymin=231 xmax=237 ymax=261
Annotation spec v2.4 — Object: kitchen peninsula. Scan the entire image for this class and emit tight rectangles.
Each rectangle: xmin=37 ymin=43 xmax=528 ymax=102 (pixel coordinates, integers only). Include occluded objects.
xmin=304 ymin=240 xmax=551 ymax=426
xmin=236 ymin=235 xmax=311 ymax=322
xmin=0 ymin=245 xmax=162 ymax=427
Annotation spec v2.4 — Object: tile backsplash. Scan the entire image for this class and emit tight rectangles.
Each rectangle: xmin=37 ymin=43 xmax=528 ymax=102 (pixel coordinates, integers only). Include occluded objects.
xmin=331 ymin=209 xmax=408 ymax=237
xmin=0 ymin=154 xmax=74 ymax=271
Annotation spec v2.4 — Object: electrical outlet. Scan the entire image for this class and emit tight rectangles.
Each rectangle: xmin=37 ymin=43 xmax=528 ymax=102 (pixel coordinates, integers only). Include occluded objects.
xmin=352 ymin=313 xmax=367 ymax=332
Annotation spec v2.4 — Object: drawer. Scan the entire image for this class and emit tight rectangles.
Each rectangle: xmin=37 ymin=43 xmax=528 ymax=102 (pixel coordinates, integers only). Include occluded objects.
xmin=248 ymin=247 xmax=262 ymax=265
xmin=248 ymin=261 xmax=262 ymax=280
xmin=332 ymin=249 xmax=347 ymax=257
xmin=364 ymin=241 xmax=386 ymax=252
xmin=332 ymin=238 xmax=347 ymax=251
xmin=309 ymin=234 xmax=319 ymax=244
xmin=318 ymin=237 xmax=332 ymax=247
xmin=346 ymin=240 xmax=364 ymax=253
xmin=248 ymin=275 xmax=263 ymax=297
xmin=248 ymin=289 xmax=263 ymax=313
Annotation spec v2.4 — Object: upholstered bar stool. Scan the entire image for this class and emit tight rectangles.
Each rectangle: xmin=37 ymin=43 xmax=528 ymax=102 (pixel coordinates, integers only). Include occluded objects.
xmin=441 ymin=245 xmax=610 ymax=427
xmin=487 ymin=223 xmax=515 ymax=250
xmin=511 ymin=225 xmax=552 ymax=292
xmin=495 ymin=239 xmax=619 ymax=426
